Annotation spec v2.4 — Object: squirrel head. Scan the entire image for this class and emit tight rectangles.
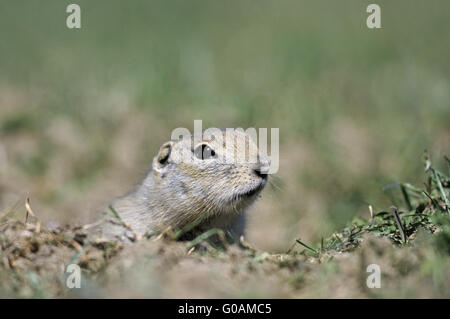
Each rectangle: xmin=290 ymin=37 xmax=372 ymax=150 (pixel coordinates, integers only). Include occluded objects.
xmin=150 ymin=129 xmax=270 ymax=223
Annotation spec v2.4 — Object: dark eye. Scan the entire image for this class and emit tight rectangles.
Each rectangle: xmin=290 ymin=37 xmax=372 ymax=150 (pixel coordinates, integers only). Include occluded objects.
xmin=194 ymin=144 xmax=216 ymax=160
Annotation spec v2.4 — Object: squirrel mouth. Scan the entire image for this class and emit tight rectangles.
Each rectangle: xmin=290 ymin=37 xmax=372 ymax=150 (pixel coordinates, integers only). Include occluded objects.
xmin=234 ymin=181 xmax=266 ymax=201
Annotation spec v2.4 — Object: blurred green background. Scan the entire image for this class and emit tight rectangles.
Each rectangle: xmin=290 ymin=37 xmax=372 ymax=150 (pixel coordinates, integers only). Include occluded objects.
xmin=0 ymin=0 xmax=449 ymax=251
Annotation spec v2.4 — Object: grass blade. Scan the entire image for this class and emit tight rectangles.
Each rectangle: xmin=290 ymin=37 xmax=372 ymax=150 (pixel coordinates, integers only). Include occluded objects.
xmin=400 ymin=184 xmax=413 ymax=211
xmin=432 ymin=169 xmax=450 ymax=215
xmin=295 ymin=239 xmax=318 ymax=254
xmin=390 ymin=206 xmax=406 ymax=243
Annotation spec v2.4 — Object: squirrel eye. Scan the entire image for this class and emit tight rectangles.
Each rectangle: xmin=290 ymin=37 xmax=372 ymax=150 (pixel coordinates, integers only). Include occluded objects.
xmin=194 ymin=144 xmax=216 ymax=160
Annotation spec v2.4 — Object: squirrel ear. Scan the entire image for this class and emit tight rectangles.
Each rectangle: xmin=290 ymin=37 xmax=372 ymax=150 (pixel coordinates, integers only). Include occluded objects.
xmin=153 ymin=141 xmax=173 ymax=173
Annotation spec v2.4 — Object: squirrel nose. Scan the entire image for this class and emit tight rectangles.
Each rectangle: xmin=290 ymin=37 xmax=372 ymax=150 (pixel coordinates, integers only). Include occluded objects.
xmin=253 ymin=167 xmax=268 ymax=180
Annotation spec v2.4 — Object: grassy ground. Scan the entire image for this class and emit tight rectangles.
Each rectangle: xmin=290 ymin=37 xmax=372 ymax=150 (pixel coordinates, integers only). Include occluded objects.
xmin=0 ymin=156 xmax=449 ymax=298
xmin=0 ymin=0 xmax=449 ymax=297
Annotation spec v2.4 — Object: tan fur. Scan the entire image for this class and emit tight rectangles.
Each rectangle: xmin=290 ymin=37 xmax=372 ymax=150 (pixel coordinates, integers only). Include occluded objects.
xmin=97 ymin=130 xmax=270 ymax=242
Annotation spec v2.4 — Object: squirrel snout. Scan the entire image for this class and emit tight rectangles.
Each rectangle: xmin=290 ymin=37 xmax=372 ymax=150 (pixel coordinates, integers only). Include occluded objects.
xmin=253 ymin=156 xmax=270 ymax=180
xmin=253 ymin=166 xmax=269 ymax=180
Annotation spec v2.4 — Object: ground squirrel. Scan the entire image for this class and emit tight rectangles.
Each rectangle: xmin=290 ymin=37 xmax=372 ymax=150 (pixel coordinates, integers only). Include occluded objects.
xmin=97 ymin=129 xmax=270 ymax=242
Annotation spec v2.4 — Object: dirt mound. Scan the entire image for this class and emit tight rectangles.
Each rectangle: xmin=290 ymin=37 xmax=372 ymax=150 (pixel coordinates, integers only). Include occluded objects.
xmin=1 ymin=218 xmax=448 ymax=298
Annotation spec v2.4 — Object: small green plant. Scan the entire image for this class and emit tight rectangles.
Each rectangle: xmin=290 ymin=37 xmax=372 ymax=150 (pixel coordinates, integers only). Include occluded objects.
xmin=293 ymin=154 xmax=450 ymax=255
